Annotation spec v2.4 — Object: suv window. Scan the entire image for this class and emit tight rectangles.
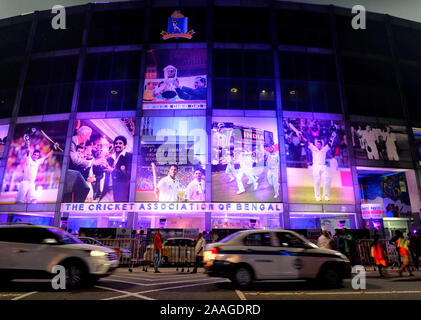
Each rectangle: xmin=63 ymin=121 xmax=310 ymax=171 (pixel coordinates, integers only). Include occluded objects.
xmin=244 ymin=233 xmax=272 ymax=246
xmin=0 ymin=227 xmax=52 ymax=244
xmin=276 ymin=232 xmax=308 ymax=248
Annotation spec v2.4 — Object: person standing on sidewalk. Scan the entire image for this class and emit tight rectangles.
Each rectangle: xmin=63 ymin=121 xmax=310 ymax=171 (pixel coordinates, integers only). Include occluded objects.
xmin=397 ymin=232 xmax=414 ymax=277
xmin=370 ymin=234 xmax=388 ymax=278
xmin=153 ymin=229 xmax=162 ymax=273
xmin=191 ymin=233 xmax=206 ymax=274
xmin=317 ymin=230 xmax=333 ymax=249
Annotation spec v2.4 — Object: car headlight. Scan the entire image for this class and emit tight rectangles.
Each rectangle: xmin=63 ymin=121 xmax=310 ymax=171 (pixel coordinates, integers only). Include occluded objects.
xmin=90 ymin=250 xmax=107 ymax=257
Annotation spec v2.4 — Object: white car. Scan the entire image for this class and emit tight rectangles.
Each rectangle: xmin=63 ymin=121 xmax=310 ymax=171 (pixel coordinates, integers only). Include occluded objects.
xmin=0 ymin=225 xmax=119 ymax=288
xmin=203 ymin=229 xmax=351 ymax=288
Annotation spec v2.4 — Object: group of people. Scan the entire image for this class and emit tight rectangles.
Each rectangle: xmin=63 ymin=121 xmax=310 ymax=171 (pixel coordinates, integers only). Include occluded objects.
xmin=317 ymin=228 xmax=421 ymax=278
xmin=151 ymin=229 xmax=207 ymax=274
xmin=351 ymin=124 xmax=400 ymax=161
xmin=143 ymin=65 xmax=207 ymax=103
xmin=317 ymin=228 xmax=356 ymax=264
xmin=155 ymin=165 xmax=206 ymax=202
xmin=65 ymin=126 xmax=132 ymax=203
xmin=213 ymin=123 xmax=280 ymax=199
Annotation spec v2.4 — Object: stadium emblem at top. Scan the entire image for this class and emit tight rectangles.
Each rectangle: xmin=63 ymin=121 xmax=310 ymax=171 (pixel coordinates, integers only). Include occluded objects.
xmin=0 ymin=0 xmax=420 ymax=238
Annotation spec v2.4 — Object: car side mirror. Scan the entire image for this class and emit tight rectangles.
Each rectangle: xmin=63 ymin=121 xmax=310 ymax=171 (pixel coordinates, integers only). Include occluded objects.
xmin=42 ymin=238 xmax=58 ymax=245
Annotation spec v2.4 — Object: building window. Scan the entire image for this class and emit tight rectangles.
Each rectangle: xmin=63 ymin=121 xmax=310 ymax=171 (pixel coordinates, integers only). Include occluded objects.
xmin=19 ymin=56 xmax=78 ymax=116
xmin=78 ymin=51 xmax=141 ymax=112
xmin=89 ymin=9 xmax=145 ymax=46
xmin=213 ymin=49 xmax=275 ymax=110
xmin=213 ymin=7 xmax=271 ymax=43
xmin=0 ymin=60 xmax=22 ymax=118
xmin=275 ymin=9 xmax=332 ymax=48
xmin=0 ymin=19 xmax=32 ymax=60
xmin=342 ymin=56 xmax=402 ymax=118
xmin=32 ymin=14 xmax=85 ymax=53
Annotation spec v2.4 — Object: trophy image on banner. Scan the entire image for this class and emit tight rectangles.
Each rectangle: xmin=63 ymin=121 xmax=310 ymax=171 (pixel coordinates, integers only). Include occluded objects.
xmin=160 ymin=65 xmax=178 ymax=99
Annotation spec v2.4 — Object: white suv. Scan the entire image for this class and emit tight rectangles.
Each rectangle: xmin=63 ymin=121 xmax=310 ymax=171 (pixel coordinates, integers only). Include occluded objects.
xmin=204 ymin=229 xmax=351 ymax=288
xmin=0 ymin=225 xmax=119 ymax=288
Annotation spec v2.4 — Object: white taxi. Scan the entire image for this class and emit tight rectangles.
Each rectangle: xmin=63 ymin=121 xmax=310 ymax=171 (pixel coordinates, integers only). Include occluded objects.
xmin=204 ymin=229 xmax=351 ymax=288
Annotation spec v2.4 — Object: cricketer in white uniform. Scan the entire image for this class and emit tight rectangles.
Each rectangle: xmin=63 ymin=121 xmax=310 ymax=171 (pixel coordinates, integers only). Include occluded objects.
xmin=323 ymin=154 xmax=339 ymax=201
xmin=236 ymin=149 xmax=258 ymax=195
xmin=224 ymin=151 xmax=236 ymax=182
xmin=17 ymin=149 xmax=53 ymax=203
xmin=157 ymin=165 xmax=181 ymax=202
xmin=185 ymin=170 xmax=206 ymax=202
xmin=383 ymin=127 xmax=399 ymax=161
xmin=362 ymin=126 xmax=379 ymax=160
xmin=308 ymin=140 xmax=330 ymax=201
xmin=265 ymin=147 xmax=280 ymax=198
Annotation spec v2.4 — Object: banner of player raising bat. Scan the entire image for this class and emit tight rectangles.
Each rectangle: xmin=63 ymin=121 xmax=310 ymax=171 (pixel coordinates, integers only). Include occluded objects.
xmin=0 ymin=121 xmax=67 ymax=204
xmin=136 ymin=117 xmax=207 ymax=202
xmin=62 ymin=118 xmax=135 ymax=204
xmin=142 ymin=49 xmax=207 ymax=110
xmin=211 ymin=117 xmax=280 ymax=203
xmin=283 ymin=117 xmax=354 ymax=204
xmin=350 ymin=122 xmax=411 ymax=163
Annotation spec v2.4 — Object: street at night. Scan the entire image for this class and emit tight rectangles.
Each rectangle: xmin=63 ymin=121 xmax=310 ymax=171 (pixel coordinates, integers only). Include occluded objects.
xmin=1 ymin=268 xmax=420 ymax=301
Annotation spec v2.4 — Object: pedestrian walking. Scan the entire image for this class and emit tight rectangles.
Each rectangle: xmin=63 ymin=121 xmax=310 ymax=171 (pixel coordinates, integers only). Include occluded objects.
xmin=153 ymin=229 xmax=162 ymax=273
xmin=333 ymin=229 xmax=345 ymax=254
xmin=370 ymin=235 xmax=388 ymax=278
xmin=191 ymin=233 xmax=206 ymax=274
xmin=317 ymin=230 xmax=334 ymax=249
xmin=397 ymin=232 xmax=414 ymax=277
xmin=343 ymin=228 xmax=356 ymax=265
xmin=408 ymin=232 xmax=420 ymax=271
xmin=142 ymin=248 xmax=151 ymax=272
xmin=389 ymin=230 xmax=402 ymax=268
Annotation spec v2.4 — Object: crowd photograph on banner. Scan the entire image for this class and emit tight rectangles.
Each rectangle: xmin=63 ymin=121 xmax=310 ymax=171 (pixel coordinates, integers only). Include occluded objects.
xmin=142 ymin=48 xmax=207 ymax=110
xmin=136 ymin=117 xmax=207 ymax=202
xmin=211 ymin=117 xmax=280 ymax=202
xmin=0 ymin=124 xmax=9 ymax=159
xmin=350 ymin=123 xmax=411 ymax=162
xmin=0 ymin=121 xmax=67 ymax=204
xmin=62 ymin=118 xmax=135 ymax=203
xmin=283 ymin=117 xmax=354 ymax=204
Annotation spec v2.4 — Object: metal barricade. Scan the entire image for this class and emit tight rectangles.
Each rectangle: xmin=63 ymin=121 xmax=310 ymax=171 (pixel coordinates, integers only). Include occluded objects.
xmin=356 ymin=239 xmax=400 ymax=270
xmin=99 ymin=238 xmax=141 ymax=266
xmin=143 ymin=245 xmax=196 ymax=268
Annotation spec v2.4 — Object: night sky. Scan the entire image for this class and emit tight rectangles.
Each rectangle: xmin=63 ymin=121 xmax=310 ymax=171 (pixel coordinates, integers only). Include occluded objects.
xmin=0 ymin=0 xmax=420 ymax=23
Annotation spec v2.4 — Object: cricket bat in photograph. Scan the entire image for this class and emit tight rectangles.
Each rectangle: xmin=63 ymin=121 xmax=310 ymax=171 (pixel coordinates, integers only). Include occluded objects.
xmin=151 ymin=162 xmax=158 ymax=200
xmin=288 ymin=122 xmax=302 ymax=137
xmin=40 ymin=129 xmax=64 ymax=152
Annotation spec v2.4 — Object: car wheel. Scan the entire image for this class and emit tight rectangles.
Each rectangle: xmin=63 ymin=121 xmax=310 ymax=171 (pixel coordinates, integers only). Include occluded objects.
xmin=232 ymin=266 xmax=253 ymax=287
xmin=63 ymin=262 xmax=87 ymax=289
xmin=318 ymin=267 xmax=342 ymax=289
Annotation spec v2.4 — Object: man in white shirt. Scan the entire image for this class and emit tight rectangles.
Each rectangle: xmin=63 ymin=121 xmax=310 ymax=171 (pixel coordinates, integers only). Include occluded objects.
xmin=236 ymin=147 xmax=258 ymax=195
xmin=191 ymin=232 xmax=206 ymax=274
xmin=317 ymin=230 xmax=333 ymax=249
xmin=265 ymin=146 xmax=280 ymax=199
xmin=383 ymin=126 xmax=399 ymax=161
xmin=323 ymin=153 xmax=339 ymax=202
xmin=306 ymin=139 xmax=330 ymax=201
xmin=156 ymin=165 xmax=181 ymax=202
xmin=185 ymin=170 xmax=205 ymax=202
xmin=362 ymin=125 xmax=379 ymax=160
xmin=17 ymin=141 xmax=56 ymax=203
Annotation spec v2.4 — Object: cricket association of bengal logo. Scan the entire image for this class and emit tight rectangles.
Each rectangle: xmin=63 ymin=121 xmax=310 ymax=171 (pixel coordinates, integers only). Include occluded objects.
xmin=161 ymin=10 xmax=195 ymax=40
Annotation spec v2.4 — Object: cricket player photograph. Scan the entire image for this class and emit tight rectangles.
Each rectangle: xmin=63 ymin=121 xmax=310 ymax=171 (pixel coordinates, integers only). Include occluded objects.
xmin=0 ymin=122 xmax=67 ymax=204
xmin=283 ymin=117 xmax=354 ymax=204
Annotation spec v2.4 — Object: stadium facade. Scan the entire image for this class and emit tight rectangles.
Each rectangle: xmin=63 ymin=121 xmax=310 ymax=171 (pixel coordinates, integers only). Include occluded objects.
xmin=0 ymin=0 xmax=420 ymax=237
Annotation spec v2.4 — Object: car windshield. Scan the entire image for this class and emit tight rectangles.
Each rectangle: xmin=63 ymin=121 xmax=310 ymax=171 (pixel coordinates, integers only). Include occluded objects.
xmin=218 ymin=231 xmax=244 ymax=243
xmin=48 ymin=228 xmax=83 ymax=245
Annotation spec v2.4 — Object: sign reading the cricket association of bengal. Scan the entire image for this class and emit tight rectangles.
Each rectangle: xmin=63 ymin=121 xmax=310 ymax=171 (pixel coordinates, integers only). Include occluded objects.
xmin=161 ymin=10 xmax=195 ymax=40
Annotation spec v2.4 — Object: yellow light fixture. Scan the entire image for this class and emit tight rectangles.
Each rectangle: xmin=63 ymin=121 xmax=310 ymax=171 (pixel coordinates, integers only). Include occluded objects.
xmin=230 ymin=88 xmax=238 ymax=93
